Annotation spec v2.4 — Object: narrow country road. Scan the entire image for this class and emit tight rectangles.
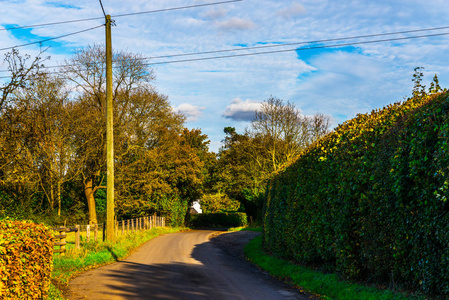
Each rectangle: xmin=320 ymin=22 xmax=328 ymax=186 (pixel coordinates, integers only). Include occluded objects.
xmin=67 ymin=230 xmax=309 ymax=299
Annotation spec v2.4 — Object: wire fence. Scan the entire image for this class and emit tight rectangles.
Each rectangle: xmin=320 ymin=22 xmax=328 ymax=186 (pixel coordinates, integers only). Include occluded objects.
xmin=51 ymin=215 xmax=165 ymax=253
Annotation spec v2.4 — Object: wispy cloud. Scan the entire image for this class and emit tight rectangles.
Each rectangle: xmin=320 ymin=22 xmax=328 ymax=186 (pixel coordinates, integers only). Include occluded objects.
xmin=202 ymin=8 xmax=228 ymax=20
xmin=215 ymin=17 xmax=255 ymax=31
xmin=1 ymin=0 xmax=449 ymax=152
xmin=277 ymin=2 xmax=306 ymax=18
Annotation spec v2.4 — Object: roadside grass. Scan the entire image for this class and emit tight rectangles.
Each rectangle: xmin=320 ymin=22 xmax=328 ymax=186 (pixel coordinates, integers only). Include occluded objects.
xmin=244 ymin=236 xmax=424 ymax=300
xmin=49 ymin=226 xmax=186 ymax=300
xmin=227 ymin=225 xmax=263 ymax=232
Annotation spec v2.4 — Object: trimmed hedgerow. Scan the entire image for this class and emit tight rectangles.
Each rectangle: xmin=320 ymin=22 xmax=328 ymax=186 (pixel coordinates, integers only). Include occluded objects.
xmin=0 ymin=220 xmax=53 ymax=299
xmin=189 ymin=212 xmax=248 ymax=228
xmin=264 ymin=92 xmax=449 ymax=297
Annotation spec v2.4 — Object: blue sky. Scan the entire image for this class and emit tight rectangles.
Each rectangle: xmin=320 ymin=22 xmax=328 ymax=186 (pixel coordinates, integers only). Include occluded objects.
xmin=1 ymin=0 xmax=449 ymax=152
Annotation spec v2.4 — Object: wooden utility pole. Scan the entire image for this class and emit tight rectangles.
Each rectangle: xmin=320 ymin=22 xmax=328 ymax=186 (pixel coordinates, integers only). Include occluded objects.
xmin=105 ymin=14 xmax=115 ymax=241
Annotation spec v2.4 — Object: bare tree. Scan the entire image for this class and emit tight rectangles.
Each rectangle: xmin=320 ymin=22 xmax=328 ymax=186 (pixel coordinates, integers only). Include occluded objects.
xmin=0 ymin=49 xmax=49 ymax=111
xmin=61 ymin=45 xmax=159 ymax=224
xmin=251 ymin=96 xmax=330 ymax=171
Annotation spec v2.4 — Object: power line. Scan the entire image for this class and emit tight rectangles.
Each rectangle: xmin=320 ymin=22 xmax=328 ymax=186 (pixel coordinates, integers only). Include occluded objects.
xmin=0 ymin=25 xmax=104 ymax=52
xmin=111 ymin=0 xmax=242 ymax=18
xmin=142 ymin=31 xmax=449 ymax=66
xmin=0 ymin=0 xmax=243 ymax=31
xmin=1 ymin=26 xmax=448 ymax=73
xmin=144 ymin=25 xmax=449 ymax=60
xmin=0 ymin=30 xmax=448 ymax=79
xmin=99 ymin=0 xmax=107 ymax=18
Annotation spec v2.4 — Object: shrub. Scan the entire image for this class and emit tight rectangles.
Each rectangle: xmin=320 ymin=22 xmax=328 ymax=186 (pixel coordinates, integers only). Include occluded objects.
xmin=189 ymin=212 xmax=247 ymax=228
xmin=0 ymin=220 xmax=53 ymax=299
xmin=200 ymin=193 xmax=240 ymax=213
xmin=264 ymin=92 xmax=449 ymax=296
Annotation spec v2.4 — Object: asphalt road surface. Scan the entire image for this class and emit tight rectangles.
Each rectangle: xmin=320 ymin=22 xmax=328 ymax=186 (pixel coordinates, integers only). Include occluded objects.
xmin=67 ymin=230 xmax=310 ymax=299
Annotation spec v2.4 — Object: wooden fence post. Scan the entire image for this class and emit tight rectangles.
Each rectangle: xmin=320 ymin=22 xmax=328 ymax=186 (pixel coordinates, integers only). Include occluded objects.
xmin=102 ymin=222 xmax=106 ymax=242
xmin=86 ymin=225 xmax=90 ymax=243
xmin=75 ymin=225 xmax=80 ymax=249
xmin=94 ymin=224 xmax=98 ymax=242
xmin=60 ymin=228 xmax=66 ymax=253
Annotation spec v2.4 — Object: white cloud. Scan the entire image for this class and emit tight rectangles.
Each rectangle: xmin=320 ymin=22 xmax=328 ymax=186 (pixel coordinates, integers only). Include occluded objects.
xmin=277 ymin=2 xmax=306 ymax=18
xmin=173 ymin=103 xmax=205 ymax=122
xmin=222 ymin=98 xmax=261 ymax=122
xmin=202 ymin=8 xmax=228 ymax=20
xmin=1 ymin=0 xmax=449 ymax=152
xmin=215 ymin=17 xmax=255 ymax=31
xmin=174 ymin=17 xmax=206 ymax=27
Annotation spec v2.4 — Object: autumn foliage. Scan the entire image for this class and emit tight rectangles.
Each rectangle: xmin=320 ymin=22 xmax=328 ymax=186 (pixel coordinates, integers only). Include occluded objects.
xmin=264 ymin=91 xmax=449 ymax=296
xmin=0 ymin=220 xmax=53 ymax=299
xmin=0 ymin=48 xmax=209 ymax=226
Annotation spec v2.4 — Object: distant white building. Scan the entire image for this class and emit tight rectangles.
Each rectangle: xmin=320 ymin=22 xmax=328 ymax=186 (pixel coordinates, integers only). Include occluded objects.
xmin=189 ymin=200 xmax=202 ymax=214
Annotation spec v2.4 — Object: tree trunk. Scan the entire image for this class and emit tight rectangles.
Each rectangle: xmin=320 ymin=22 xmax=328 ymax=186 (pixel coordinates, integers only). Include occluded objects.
xmin=84 ymin=177 xmax=98 ymax=224
xmin=50 ymin=175 xmax=54 ymax=210
xmin=57 ymin=180 xmax=61 ymax=216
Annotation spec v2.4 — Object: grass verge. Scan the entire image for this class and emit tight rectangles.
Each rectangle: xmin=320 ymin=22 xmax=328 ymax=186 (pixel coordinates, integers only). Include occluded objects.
xmin=244 ymin=236 xmax=424 ymax=300
xmin=49 ymin=226 xmax=186 ymax=299
xmin=227 ymin=225 xmax=263 ymax=232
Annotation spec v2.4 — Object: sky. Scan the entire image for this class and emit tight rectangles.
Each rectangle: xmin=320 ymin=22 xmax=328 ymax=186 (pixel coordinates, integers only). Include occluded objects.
xmin=1 ymin=0 xmax=449 ymax=152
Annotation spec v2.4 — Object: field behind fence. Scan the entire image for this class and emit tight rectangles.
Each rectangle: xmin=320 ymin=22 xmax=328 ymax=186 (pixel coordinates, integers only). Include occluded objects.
xmin=52 ymin=215 xmax=165 ymax=253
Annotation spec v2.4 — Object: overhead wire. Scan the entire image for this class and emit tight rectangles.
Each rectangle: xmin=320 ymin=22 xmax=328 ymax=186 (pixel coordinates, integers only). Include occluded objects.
xmin=0 ymin=0 xmax=243 ymax=31
xmin=99 ymin=0 xmax=107 ymax=18
xmin=1 ymin=26 xmax=448 ymax=76
xmin=0 ymin=30 xmax=448 ymax=80
xmin=140 ymin=31 xmax=449 ymax=67
xmin=144 ymin=25 xmax=449 ymax=61
xmin=0 ymin=24 xmax=104 ymax=52
xmin=1 ymin=31 xmax=449 ymax=78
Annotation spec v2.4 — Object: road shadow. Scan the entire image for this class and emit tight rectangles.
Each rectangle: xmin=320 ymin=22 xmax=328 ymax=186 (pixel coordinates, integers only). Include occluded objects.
xmin=102 ymin=260 xmax=233 ymax=300
xmin=70 ymin=231 xmax=307 ymax=300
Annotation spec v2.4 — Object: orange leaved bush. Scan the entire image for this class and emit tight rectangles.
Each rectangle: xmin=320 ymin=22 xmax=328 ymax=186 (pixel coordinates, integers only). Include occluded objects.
xmin=0 ymin=220 xmax=53 ymax=299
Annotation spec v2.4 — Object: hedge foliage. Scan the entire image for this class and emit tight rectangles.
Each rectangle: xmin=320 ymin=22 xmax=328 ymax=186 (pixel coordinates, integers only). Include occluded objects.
xmin=264 ymin=92 xmax=449 ymax=296
xmin=189 ymin=212 xmax=248 ymax=228
xmin=0 ymin=220 xmax=53 ymax=299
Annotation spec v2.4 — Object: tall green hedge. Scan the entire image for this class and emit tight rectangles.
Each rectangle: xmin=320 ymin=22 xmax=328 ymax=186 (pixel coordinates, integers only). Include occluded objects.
xmin=264 ymin=92 xmax=449 ymax=296
xmin=0 ymin=220 xmax=53 ymax=299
